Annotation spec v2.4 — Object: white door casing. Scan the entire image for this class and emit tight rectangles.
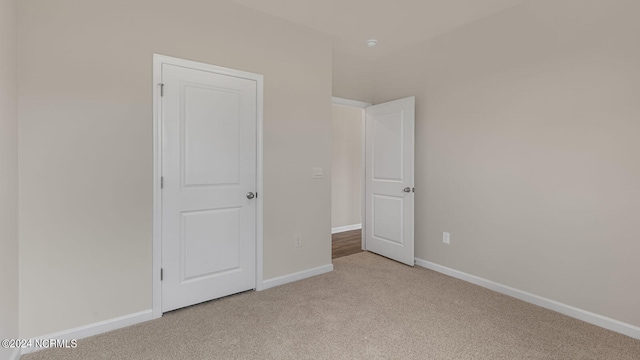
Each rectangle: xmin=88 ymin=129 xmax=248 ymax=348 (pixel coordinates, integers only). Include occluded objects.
xmin=365 ymin=97 xmax=415 ymax=266
xmin=153 ymin=55 xmax=263 ymax=313
xmin=330 ymin=97 xmax=371 ymax=251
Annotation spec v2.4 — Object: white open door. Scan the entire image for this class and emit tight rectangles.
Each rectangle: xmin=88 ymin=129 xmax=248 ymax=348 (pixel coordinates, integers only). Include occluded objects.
xmin=160 ymin=58 xmax=261 ymax=312
xmin=365 ymin=97 xmax=415 ymax=266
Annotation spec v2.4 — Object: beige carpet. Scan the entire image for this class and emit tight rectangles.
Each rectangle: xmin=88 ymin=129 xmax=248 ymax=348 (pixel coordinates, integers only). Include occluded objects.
xmin=24 ymin=252 xmax=640 ymax=360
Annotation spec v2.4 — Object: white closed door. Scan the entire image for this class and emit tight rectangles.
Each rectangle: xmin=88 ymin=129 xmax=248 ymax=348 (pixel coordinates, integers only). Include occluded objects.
xmin=161 ymin=62 xmax=258 ymax=312
xmin=365 ymin=97 xmax=415 ymax=266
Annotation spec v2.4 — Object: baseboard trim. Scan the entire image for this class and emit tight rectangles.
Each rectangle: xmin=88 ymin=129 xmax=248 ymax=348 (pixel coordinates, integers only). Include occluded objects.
xmin=20 ymin=309 xmax=153 ymax=355
xmin=331 ymin=223 xmax=362 ymax=234
xmin=260 ymin=263 xmax=333 ymax=291
xmin=10 ymin=348 xmax=20 ymax=360
xmin=414 ymin=258 xmax=640 ymax=340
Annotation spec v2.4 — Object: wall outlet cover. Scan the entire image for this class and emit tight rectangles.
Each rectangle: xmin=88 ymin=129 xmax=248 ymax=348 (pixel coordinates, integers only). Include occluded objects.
xmin=294 ymin=234 xmax=302 ymax=247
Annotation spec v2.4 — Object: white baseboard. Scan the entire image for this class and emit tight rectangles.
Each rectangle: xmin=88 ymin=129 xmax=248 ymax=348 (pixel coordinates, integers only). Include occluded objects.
xmin=17 ymin=264 xmax=331 ymax=356
xmin=260 ymin=263 xmax=333 ymax=291
xmin=9 ymin=348 xmax=20 ymax=360
xmin=20 ymin=309 xmax=153 ymax=355
xmin=331 ymin=223 xmax=362 ymax=234
xmin=414 ymin=258 xmax=640 ymax=340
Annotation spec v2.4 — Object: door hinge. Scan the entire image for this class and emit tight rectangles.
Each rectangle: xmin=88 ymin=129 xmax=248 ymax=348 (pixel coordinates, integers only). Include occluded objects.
xmin=160 ymin=83 xmax=164 ymax=97
xmin=161 ymin=177 xmax=164 ymax=189
xmin=161 ymin=268 xmax=164 ymax=281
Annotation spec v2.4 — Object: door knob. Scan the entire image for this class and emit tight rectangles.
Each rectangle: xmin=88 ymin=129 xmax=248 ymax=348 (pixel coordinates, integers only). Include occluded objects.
xmin=403 ymin=187 xmax=411 ymax=193
xmin=246 ymin=192 xmax=255 ymax=199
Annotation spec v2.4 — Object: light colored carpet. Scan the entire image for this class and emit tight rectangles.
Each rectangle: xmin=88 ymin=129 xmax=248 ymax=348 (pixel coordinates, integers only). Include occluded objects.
xmin=24 ymin=252 xmax=640 ymax=359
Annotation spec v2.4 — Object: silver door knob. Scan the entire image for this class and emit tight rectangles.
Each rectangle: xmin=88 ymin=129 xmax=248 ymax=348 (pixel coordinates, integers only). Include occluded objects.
xmin=403 ymin=187 xmax=411 ymax=193
xmin=246 ymin=192 xmax=255 ymax=199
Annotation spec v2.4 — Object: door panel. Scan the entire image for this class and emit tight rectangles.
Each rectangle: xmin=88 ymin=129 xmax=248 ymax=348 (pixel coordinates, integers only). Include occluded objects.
xmin=372 ymin=112 xmax=404 ymax=181
xmin=365 ymin=97 xmax=415 ymax=266
xmin=183 ymin=86 xmax=242 ymax=186
xmin=372 ymin=194 xmax=404 ymax=245
xmin=181 ymin=208 xmax=241 ymax=279
xmin=161 ymin=63 xmax=257 ymax=312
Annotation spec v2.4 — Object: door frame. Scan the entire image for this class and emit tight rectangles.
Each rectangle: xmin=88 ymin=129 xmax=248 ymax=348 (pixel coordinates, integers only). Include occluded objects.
xmin=152 ymin=54 xmax=264 ymax=319
xmin=331 ymin=97 xmax=370 ymax=251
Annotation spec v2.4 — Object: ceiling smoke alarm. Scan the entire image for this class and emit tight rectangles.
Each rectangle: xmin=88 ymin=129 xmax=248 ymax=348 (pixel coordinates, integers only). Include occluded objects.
xmin=366 ymin=39 xmax=378 ymax=48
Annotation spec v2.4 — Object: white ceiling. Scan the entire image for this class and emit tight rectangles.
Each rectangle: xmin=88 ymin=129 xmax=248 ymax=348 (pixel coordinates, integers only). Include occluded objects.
xmin=231 ymin=0 xmax=529 ymax=60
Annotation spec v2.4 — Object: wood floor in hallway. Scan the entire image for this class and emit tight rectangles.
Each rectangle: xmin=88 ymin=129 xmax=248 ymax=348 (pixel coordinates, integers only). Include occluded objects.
xmin=332 ymin=229 xmax=363 ymax=259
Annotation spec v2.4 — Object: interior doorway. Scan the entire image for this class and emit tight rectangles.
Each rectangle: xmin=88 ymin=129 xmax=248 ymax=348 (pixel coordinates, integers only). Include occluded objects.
xmin=331 ymin=97 xmax=369 ymax=259
xmin=331 ymin=96 xmax=415 ymax=264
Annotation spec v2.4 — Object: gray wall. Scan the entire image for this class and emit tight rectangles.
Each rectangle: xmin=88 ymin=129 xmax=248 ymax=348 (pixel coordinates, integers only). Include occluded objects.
xmin=372 ymin=0 xmax=640 ymax=327
xmin=18 ymin=0 xmax=332 ymax=338
xmin=0 ymin=0 xmax=19 ymax=358
xmin=332 ymin=50 xmax=374 ymax=104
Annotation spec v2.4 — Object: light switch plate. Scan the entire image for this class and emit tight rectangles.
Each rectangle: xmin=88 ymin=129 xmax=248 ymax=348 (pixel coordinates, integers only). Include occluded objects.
xmin=313 ymin=167 xmax=323 ymax=179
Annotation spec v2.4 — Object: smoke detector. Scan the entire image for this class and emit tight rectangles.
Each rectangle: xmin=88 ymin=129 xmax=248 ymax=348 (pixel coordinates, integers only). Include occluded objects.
xmin=366 ymin=39 xmax=378 ymax=48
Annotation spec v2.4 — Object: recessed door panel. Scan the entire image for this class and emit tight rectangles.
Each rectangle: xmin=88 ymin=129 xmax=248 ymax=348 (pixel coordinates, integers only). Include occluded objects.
xmin=183 ymin=86 xmax=241 ymax=187
xmin=372 ymin=195 xmax=403 ymax=245
xmin=373 ymin=111 xmax=404 ymax=182
xmin=182 ymin=208 xmax=240 ymax=280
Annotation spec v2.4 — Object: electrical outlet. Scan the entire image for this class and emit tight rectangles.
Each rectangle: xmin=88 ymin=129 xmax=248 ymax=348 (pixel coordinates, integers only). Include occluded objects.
xmin=294 ymin=234 xmax=302 ymax=248
xmin=443 ymin=232 xmax=450 ymax=245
